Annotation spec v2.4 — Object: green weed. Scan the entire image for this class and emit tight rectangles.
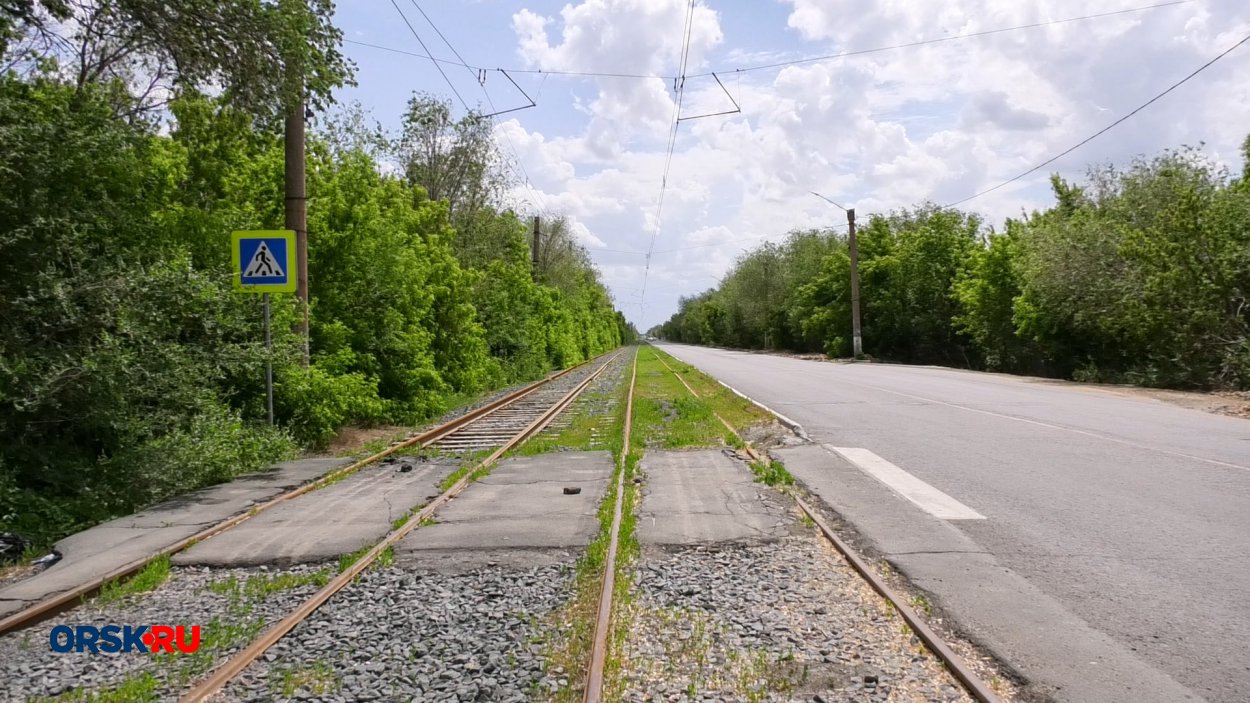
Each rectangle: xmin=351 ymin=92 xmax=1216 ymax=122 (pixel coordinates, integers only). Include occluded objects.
xmin=97 ymin=556 xmax=171 ymax=605
xmin=749 ymin=459 xmax=794 ymax=487
xmin=271 ymin=661 xmax=340 ymax=696
xmin=28 ymin=672 xmax=160 ymax=703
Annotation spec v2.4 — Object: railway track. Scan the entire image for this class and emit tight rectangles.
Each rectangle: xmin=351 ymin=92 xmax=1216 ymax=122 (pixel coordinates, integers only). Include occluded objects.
xmin=425 ymin=365 xmax=607 ymax=453
xmin=176 ymin=349 xmax=625 ymax=701
xmin=592 ymin=348 xmax=1002 ymax=703
xmin=0 ymin=352 xmax=617 ymax=638
xmin=2 ymin=347 xmax=1005 ymax=703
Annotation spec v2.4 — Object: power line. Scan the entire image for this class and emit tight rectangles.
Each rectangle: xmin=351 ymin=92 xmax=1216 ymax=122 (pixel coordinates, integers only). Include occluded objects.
xmin=388 ymin=0 xmax=469 ymax=110
xmin=689 ymin=0 xmax=1193 ymax=79
xmin=406 ymin=0 xmax=542 ymax=212
xmin=946 ymin=29 xmax=1250 ymax=208
xmin=343 ymin=38 xmax=465 ymax=67
xmin=638 ymin=0 xmax=698 ymax=318
xmin=349 ymin=1 xmax=1189 ymax=84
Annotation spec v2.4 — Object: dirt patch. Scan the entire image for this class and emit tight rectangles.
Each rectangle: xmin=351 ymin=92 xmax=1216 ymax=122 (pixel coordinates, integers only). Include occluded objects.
xmin=320 ymin=425 xmax=410 ymax=456
xmin=0 ymin=562 xmax=41 ymax=589
xmin=740 ymin=420 xmax=802 ymax=451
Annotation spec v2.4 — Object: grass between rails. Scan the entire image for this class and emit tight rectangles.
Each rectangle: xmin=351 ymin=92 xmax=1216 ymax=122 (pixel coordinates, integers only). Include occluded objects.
xmin=538 ymin=349 xmax=637 ymax=701
xmin=633 ymin=346 xmax=770 ymax=450
xmin=650 ymin=350 xmax=771 ymax=432
xmin=518 ymin=387 xmax=617 ymax=456
xmin=641 ymin=347 xmax=796 ymax=487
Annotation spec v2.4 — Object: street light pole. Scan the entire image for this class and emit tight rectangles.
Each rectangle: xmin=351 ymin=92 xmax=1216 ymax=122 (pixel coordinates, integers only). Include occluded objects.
xmin=811 ymin=192 xmax=864 ymax=359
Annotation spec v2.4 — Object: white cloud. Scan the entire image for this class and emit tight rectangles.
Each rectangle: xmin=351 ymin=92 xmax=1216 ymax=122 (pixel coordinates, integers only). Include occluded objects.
xmin=496 ymin=0 xmax=1250 ymax=329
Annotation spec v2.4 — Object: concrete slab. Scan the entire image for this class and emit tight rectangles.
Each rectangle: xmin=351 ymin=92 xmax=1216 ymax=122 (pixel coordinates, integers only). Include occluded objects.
xmin=775 ymin=444 xmax=1201 ymax=703
xmin=397 ymin=451 xmax=613 ymax=567
xmin=636 ymin=449 xmax=792 ymax=545
xmin=0 ymin=458 xmax=350 ymax=618
xmin=176 ymin=458 xmax=458 ymax=567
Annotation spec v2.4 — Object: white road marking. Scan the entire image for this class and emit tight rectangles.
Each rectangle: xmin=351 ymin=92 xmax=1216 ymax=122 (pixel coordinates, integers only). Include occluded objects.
xmin=827 ymin=446 xmax=986 ymax=521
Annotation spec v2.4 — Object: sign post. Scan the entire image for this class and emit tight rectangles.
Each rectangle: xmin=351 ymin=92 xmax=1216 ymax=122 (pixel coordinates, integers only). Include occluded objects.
xmin=232 ymin=230 xmax=297 ymax=426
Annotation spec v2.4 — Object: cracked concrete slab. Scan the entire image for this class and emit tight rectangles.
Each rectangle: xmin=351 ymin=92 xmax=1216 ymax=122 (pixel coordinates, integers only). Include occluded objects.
xmin=175 ymin=458 xmax=458 ymax=567
xmin=776 ymin=444 xmax=1201 ymax=703
xmin=397 ymin=451 xmax=613 ymax=568
xmin=637 ymin=449 xmax=793 ymax=545
xmin=0 ymin=457 xmax=351 ymax=618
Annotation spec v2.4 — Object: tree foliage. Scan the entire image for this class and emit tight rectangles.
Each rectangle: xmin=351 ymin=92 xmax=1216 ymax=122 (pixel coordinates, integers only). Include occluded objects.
xmin=0 ymin=64 xmax=622 ymax=545
xmin=658 ymin=145 xmax=1250 ymax=391
xmin=2 ymin=0 xmax=352 ymax=117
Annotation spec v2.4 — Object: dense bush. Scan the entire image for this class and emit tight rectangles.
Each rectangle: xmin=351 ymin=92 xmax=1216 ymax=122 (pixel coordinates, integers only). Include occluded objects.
xmin=0 ymin=82 xmax=625 ymax=546
xmin=658 ymin=143 xmax=1250 ymax=391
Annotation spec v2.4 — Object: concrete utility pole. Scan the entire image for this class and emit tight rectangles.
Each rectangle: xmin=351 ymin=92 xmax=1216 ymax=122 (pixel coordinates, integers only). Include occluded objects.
xmin=847 ymin=207 xmax=863 ymax=358
xmin=531 ymin=216 xmax=542 ymax=280
xmin=811 ymin=192 xmax=863 ymax=358
xmin=286 ymin=100 xmax=309 ymax=367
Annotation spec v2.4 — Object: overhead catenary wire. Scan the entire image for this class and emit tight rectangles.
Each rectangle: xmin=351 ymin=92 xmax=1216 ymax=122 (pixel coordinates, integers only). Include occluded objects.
xmin=638 ymin=0 xmax=698 ymax=320
xmin=945 ymin=29 xmax=1250 ymax=208
xmin=349 ymin=1 xmax=1189 ymax=84
xmin=388 ymin=0 xmax=469 ymax=111
xmin=406 ymin=0 xmax=540 ymax=210
xmin=689 ymin=0 xmax=1195 ymax=79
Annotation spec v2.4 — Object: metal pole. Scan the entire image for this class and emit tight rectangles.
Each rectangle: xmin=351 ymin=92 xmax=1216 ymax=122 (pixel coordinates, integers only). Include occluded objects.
xmin=285 ymin=101 xmax=309 ymax=367
xmin=263 ymin=293 xmax=274 ymax=426
xmin=847 ymin=207 xmax=863 ymax=358
xmin=531 ymin=216 xmax=541 ymax=280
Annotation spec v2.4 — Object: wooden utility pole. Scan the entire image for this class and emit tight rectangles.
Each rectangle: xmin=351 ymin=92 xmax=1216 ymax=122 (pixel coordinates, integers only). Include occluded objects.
xmin=811 ymin=192 xmax=864 ymax=358
xmin=285 ymin=100 xmax=309 ymax=366
xmin=531 ymin=216 xmax=542 ymax=280
xmin=847 ymin=207 xmax=863 ymax=358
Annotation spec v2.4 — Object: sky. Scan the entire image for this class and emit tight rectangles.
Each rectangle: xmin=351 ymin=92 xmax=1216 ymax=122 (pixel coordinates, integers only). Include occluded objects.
xmin=331 ymin=0 xmax=1250 ymax=331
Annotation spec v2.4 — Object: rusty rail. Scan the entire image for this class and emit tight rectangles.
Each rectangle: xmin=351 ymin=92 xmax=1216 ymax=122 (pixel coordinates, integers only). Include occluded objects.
xmin=651 ymin=347 xmax=1002 ymax=703
xmin=583 ymin=347 xmax=638 ymax=703
xmin=0 ymin=358 xmax=595 ymax=636
xmin=178 ymin=350 xmax=624 ymax=702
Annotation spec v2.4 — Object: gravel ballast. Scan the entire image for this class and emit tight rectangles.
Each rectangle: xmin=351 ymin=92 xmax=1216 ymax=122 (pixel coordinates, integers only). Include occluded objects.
xmin=0 ymin=559 xmax=580 ymax=702
xmin=615 ymin=536 xmax=977 ymax=703
xmin=0 ymin=564 xmax=330 ymax=701
xmin=223 ymin=561 xmax=578 ymax=702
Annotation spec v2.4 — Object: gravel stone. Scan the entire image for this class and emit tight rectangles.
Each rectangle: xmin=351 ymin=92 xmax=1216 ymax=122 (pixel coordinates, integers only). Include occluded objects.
xmin=222 ymin=560 xmax=577 ymax=702
xmin=0 ymin=564 xmax=330 ymax=701
xmin=615 ymin=538 xmax=978 ymax=703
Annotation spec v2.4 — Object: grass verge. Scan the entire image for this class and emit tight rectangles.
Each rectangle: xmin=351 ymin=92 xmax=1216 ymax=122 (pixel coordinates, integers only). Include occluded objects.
xmin=632 ymin=346 xmax=769 ymax=449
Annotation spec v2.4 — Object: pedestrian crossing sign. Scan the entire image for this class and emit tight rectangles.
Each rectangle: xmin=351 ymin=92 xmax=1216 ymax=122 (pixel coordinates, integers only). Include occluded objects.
xmin=231 ymin=230 xmax=296 ymax=293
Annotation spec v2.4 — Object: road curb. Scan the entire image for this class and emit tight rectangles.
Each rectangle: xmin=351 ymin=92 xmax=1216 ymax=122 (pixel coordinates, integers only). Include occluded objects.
xmin=713 ymin=379 xmax=811 ymax=442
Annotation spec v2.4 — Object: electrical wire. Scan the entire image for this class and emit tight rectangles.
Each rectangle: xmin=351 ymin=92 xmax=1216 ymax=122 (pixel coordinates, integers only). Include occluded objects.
xmin=637 ymin=0 xmax=698 ymax=318
xmin=349 ymin=1 xmax=1189 ymax=84
xmin=342 ymin=38 xmax=463 ymax=67
xmin=946 ymin=29 xmax=1250 ymax=208
xmin=689 ymin=0 xmax=1194 ymax=78
xmin=388 ymin=0 xmax=469 ymax=110
xmin=406 ymin=0 xmax=541 ymax=212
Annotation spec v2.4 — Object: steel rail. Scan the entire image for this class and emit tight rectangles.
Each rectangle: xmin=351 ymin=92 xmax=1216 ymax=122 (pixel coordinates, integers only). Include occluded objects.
xmin=583 ymin=347 xmax=638 ymax=702
xmin=178 ymin=350 xmax=625 ymax=702
xmin=651 ymin=348 xmax=1002 ymax=703
xmin=0 ymin=359 xmax=595 ymax=636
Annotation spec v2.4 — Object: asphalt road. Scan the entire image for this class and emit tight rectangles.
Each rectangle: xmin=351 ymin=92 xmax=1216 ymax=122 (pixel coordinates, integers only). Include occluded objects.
xmin=658 ymin=343 xmax=1250 ymax=703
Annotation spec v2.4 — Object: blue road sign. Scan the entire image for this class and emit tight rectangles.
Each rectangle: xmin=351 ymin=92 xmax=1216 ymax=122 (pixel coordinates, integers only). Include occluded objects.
xmin=231 ymin=230 xmax=296 ymax=293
